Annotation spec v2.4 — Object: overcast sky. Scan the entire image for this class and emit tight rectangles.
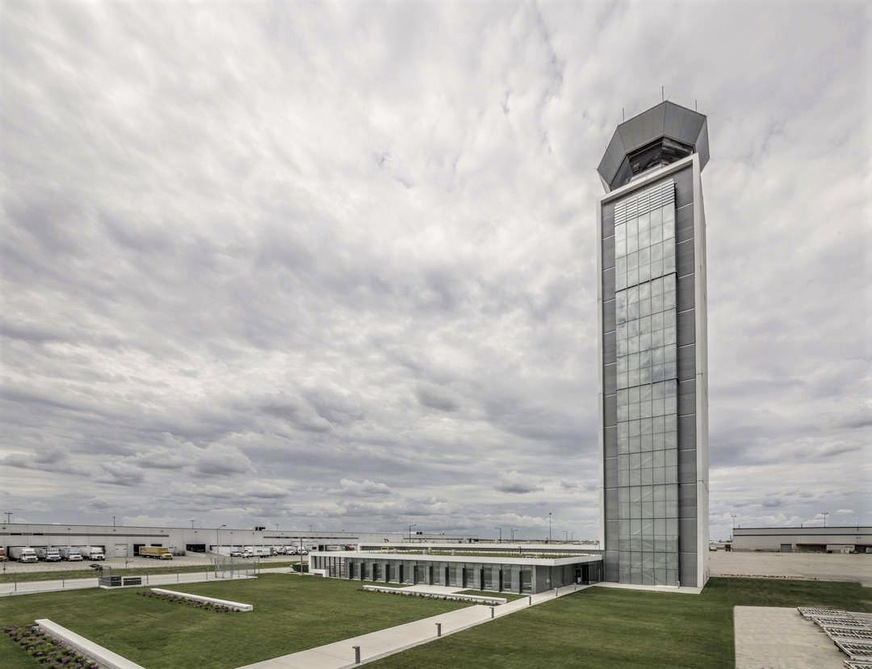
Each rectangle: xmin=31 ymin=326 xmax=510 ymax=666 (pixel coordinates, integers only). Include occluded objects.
xmin=1 ymin=1 xmax=869 ymax=542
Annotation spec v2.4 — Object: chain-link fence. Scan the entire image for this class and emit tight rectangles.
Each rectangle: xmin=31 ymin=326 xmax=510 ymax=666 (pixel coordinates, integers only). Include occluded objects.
xmin=213 ymin=556 xmax=259 ymax=579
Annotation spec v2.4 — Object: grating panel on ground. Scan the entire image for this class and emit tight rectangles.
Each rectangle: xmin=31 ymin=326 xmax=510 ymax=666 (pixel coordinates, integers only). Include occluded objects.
xmin=814 ymin=616 xmax=866 ymax=628
xmin=826 ymin=628 xmax=872 ymax=642
xmin=799 ymin=607 xmax=849 ymax=619
xmin=799 ymin=607 xmax=872 ymax=663
xmin=835 ymin=640 xmax=872 ymax=661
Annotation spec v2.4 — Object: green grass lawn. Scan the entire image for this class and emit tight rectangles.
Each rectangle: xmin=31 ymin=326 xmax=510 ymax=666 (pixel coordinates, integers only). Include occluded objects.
xmin=0 ymin=574 xmax=468 ymax=668
xmin=372 ymin=578 xmax=872 ymax=668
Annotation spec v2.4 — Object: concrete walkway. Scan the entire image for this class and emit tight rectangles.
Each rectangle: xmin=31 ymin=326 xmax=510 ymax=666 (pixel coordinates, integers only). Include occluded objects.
xmin=240 ymin=584 xmax=589 ymax=669
xmin=0 ymin=566 xmax=291 ymax=597
xmin=734 ymin=606 xmax=845 ymax=668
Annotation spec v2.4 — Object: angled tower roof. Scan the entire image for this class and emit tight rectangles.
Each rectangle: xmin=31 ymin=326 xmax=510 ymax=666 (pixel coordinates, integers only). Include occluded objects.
xmin=597 ymin=101 xmax=709 ymax=192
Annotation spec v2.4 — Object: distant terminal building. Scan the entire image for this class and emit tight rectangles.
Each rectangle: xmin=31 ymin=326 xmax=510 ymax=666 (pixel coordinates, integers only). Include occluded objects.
xmin=0 ymin=522 xmax=472 ymax=558
xmin=597 ymin=101 xmax=711 ymax=589
xmin=733 ymin=527 xmax=872 ymax=553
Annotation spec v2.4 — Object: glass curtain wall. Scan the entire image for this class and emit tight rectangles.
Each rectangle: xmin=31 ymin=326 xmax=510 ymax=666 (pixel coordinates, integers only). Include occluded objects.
xmin=613 ymin=179 xmax=680 ymax=586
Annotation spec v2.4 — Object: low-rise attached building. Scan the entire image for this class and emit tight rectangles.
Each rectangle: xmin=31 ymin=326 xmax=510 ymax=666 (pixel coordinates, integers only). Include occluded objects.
xmin=310 ymin=550 xmax=603 ymax=594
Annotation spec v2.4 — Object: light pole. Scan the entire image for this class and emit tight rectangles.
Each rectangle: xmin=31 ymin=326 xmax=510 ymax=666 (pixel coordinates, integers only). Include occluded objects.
xmin=217 ymin=524 xmax=226 ymax=555
xmin=494 ymin=527 xmax=502 ymax=543
xmin=190 ymin=519 xmax=195 ymax=529
xmin=112 ymin=516 xmax=116 ymax=527
xmin=548 ymin=512 xmax=552 ymax=543
xmin=510 ymin=528 xmax=517 ymax=542
xmin=821 ymin=511 xmax=829 ymax=527
xmin=408 ymin=523 xmax=417 ymax=542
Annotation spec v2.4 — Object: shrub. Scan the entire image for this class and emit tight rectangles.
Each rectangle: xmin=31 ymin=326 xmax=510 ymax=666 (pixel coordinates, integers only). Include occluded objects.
xmin=3 ymin=626 xmax=93 ymax=668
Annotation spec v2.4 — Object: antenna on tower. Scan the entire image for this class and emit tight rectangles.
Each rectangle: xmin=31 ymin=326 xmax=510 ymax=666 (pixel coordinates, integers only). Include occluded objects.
xmin=661 ymin=86 xmax=665 ymax=102
xmin=622 ymin=107 xmax=625 ymax=122
xmin=695 ymin=99 xmax=698 ymax=111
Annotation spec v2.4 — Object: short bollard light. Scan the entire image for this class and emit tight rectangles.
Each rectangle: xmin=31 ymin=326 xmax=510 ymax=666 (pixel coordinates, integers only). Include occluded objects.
xmin=353 ymin=645 xmax=361 ymax=664
xmin=436 ymin=622 xmax=442 ymax=637
xmin=490 ymin=607 xmax=495 ymax=619
xmin=528 ymin=596 xmax=532 ymax=605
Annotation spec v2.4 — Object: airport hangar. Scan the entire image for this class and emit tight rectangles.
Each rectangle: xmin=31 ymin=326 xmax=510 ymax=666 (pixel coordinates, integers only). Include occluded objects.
xmin=732 ymin=526 xmax=872 ymax=553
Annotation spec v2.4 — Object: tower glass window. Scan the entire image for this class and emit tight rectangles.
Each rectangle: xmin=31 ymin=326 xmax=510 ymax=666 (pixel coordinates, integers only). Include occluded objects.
xmin=613 ymin=179 xmax=679 ymax=585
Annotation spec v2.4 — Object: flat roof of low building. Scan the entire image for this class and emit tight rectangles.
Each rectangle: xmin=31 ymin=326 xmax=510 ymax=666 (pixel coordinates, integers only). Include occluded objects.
xmin=359 ymin=541 xmax=600 ymax=552
xmin=312 ymin=550 xmax=602 ymax=567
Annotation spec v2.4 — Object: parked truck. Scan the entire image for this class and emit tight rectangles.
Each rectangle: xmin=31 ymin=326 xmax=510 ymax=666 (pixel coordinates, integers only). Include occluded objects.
xmin=242 ymin=546 xmax=271 ymax=558
xmin=35 ymin=547 xmax=62 ymax=561
xmin=139 ymin=546 xmax=173 ymax=559
xmin=79 ymin=546 xmax=105 ymax=560
xmin=0 ymin=547 xmax=7 ymax=561
xmin=9 ymin=547 xmax=38 ymax=563
xmin=58 ymin=547 xmax=83 ymax=561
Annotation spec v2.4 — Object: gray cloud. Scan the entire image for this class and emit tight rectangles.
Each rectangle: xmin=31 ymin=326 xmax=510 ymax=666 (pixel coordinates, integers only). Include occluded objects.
xmin=495 ymin=472 xmax=544 ymax=495
xmin=195 ymin=446 xmax=255 ymax=477
xmin=415 ymin=385 xmax=460 ymax=413
xmin=339 ymin=479 xmax=392 ymax=497
xmin=96 ymin=463 xmax=145 ymax=487
xmin=0 ymin=1 xmax=868 ymax=541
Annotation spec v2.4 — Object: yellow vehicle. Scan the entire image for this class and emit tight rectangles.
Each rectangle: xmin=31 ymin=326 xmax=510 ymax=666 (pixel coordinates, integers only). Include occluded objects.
xmin=139 ymin=546 xmax=173 ymax=560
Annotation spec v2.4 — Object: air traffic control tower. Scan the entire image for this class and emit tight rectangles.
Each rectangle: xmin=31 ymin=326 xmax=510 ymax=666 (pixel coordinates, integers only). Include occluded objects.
xmin=596 ymin=101 xmax=709 ymax=589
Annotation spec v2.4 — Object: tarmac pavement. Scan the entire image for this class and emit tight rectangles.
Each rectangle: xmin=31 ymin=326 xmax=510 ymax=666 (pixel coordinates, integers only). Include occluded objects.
xmin=710 ymin=551 xmax=872 ymax=584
